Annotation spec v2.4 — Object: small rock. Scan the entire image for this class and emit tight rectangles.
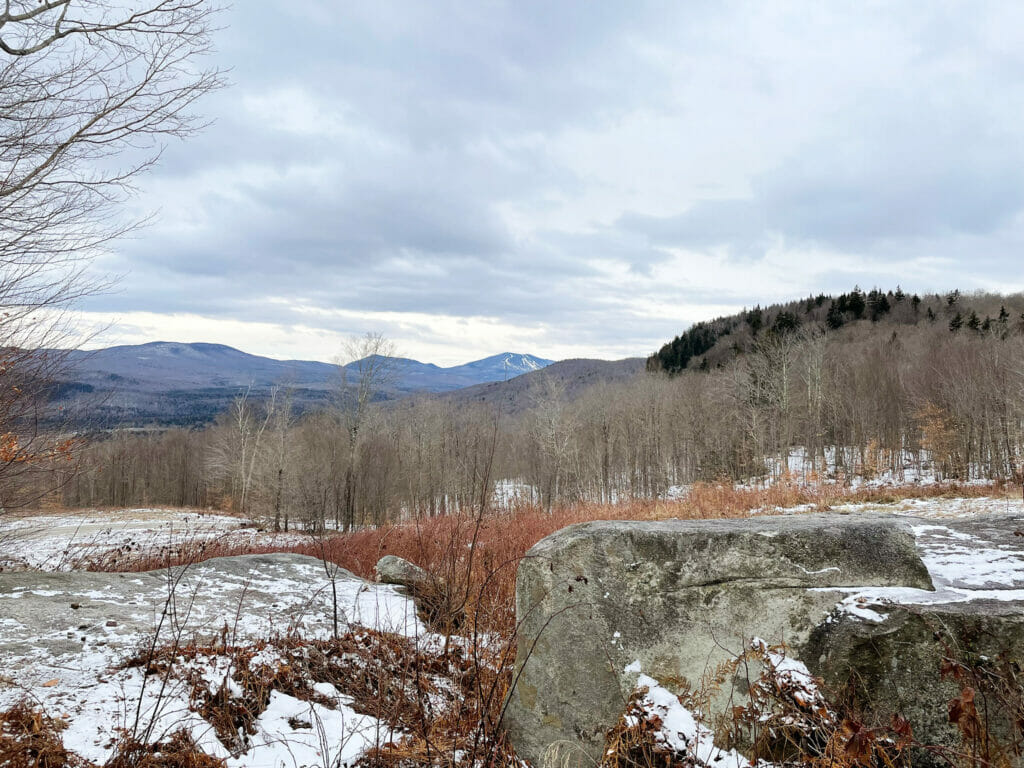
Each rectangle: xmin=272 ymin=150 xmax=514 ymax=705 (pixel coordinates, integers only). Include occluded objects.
xmin=374 ymin=555 xmax=429 ymax=588
xmin=70 ymin=603 xmax=80 ymax=610
xmin=105 ymin=620 xmax=117 ymax=627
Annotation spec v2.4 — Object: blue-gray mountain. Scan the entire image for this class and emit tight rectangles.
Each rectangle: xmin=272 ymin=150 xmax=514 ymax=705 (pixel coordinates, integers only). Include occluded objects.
xmin=64 ymin=342 xmax=554 ymax=394
xmin=54 ymin=342 xmax=557 ymax=427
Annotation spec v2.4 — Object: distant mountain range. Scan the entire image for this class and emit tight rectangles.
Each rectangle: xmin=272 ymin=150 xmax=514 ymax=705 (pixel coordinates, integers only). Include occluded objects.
xmin=53 ymin=342 xmax=558 ymax=427
xmin=63 ymin=342 xmax=552 ymax=393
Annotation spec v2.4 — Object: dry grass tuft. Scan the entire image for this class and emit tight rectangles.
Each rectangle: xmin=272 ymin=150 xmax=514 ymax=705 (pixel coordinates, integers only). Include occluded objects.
xmin=0 ymin=702 xmax=86 ymax=768
xmin=105 ymin=731 xmax=227 ymax=768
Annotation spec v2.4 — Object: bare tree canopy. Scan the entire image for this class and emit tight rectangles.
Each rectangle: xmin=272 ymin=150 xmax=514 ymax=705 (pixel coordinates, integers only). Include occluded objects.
xmin=0 ymin=0 xmax=223 ymax=339
xmin=332 ymin=332 xmax=397 ymax=529
xmin=337 ymin=332 xmax=398 ymax=423
xmin=0 ymin=0 xmax=223 ymax=507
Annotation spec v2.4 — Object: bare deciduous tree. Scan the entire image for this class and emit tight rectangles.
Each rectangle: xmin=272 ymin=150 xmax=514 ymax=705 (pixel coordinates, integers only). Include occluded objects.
xmin=526 ymin=375 xmax=574 ymax=513
xmin=1 ymin=0 xmax=223 ymax=307
xmin=336 ymin=332 xmax=396 ymax=529
xmin=0 ymin=0 xmax=223 ymax=506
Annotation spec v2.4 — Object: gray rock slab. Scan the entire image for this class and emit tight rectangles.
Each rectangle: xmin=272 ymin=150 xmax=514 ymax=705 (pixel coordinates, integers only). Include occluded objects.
xmin=503 ymin=514 xmax=933 ymax=766
xmin=806 ymin=600 xmax=1024 ymax=768
xmin=0 ymin=553 xmax=420 ymax=688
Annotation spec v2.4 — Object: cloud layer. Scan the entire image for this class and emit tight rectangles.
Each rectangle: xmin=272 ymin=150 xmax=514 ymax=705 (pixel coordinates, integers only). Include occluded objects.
xmin=82 ymin=0 xmax=1024 ymax=364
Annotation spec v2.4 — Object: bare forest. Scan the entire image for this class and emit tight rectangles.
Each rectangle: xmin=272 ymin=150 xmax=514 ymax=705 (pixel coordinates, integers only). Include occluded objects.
xmin=45 ymin=290 xmax=1024 ymax=530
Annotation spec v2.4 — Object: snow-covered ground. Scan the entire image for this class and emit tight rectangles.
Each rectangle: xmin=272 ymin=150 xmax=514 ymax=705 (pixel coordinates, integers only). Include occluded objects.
xmin=491 ymin=479 xmax=540 ymax=509
xmin=749 ymin=493 xmax=1024 ymax=618
xmin=750 ymin=492 xmax=1024 ymax=519
xmin=0 ymin=508 xmax=309 ymax=571
xmin=736 ymin=446 xmax=998 ymax=490
xmin=667 ymin=447 xmax=1000 ymax=501
xmin=830 ymin=494 xmax=1024 ymax=518
xmin=3 ymin=498 xmax=1024 ymax=767
xmin=0 ymin=552 xmax=424 ymax=766
xmin=822 ymin=500 xmax=1024 ymax=619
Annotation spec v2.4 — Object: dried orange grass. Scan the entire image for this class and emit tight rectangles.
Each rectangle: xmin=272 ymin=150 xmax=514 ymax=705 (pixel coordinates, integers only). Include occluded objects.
xmin=88 ymin=480 xmax=1015 ymax=634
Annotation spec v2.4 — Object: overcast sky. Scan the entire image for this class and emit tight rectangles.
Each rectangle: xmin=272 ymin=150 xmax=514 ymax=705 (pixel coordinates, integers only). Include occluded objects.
xmin=77 ymin=0 xmax=1024 ymax=365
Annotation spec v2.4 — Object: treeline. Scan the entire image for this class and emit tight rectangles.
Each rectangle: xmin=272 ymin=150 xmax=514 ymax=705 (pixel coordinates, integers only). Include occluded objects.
xmin=648 ymin=287 xmax=1024 ymax=373
xmin=47 ymin=290 xmax=1024 ymax=528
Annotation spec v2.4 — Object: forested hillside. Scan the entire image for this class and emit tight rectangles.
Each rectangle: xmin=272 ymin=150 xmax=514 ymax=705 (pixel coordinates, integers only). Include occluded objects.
xmin=41 ymin=289 xmax=1024 ymax=530
xmin=648 ymin=287 xmax=1024 ymax=372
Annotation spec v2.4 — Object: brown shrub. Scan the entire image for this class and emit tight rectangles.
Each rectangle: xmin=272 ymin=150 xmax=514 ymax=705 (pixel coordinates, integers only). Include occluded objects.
xmin=105 ymin=731 xmax=226 ymax=768
xmin=120 ymin=627 xmax=510 ymax=762
xmin=0 ymin=703 xmax=89 ymax=768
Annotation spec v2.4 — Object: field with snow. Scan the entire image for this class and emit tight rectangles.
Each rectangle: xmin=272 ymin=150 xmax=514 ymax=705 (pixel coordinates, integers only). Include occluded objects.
xmin=0 ymin=550 xmax=434 ymax=766
xmin=0 ymin=508 xmax=307 ymax=572
xmin=1 ymin=494 xmax=1023 ymax=767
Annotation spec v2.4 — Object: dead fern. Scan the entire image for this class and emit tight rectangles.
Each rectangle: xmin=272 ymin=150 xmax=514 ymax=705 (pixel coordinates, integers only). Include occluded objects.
xmin=105 ymin=730 xmax=226 ymax=768
xmin=0 ymin=703 xmax=87 ymax=768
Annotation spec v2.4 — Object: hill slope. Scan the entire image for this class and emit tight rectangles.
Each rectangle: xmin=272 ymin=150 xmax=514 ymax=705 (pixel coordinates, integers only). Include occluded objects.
xmin=648 ymin=288 xmax=1024 ymax=373
xmin=441 ymin=357 xmax=646 ymax=414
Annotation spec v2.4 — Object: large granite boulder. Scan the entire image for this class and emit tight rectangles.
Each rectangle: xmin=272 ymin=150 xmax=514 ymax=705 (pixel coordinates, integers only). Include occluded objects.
xmin=806 ymin=596 xmax=1024 ymax=766
xmin=503 ymin=515 xmax=933 ymax=766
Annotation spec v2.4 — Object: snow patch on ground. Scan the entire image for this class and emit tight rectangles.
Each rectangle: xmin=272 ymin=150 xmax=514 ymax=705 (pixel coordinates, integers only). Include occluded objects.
xmin=0 ymin=552 xmax=424 ymax=766
xmin=804 ymin=499 xmax=1024 ymax=618
xmin=738 ymin=447 xmax=997 ymax=490
xmin=232 ymin=690 xmax=393 ymax=768
xmin=829 ymin=495 xmax=1024 ymax=519
xmin=0 ymin=508 xmax=310 ymax=572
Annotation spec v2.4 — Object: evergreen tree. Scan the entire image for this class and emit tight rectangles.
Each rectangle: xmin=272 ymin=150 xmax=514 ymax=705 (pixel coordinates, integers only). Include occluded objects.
xmin=868 ymin=289 xmax=891 ymax=321
xmin=967 ymin=311 xmax=980 ymax=331
xmin=649 ymin=321 xmax=723 ymax=373
xmin=847 ymin=287 xmax=866 ymax=319
xmin=950 ymin=312 xmax=964 ymax=332
xmin=771 ymin=311 xmax=800 ymax=335
xmin=747 ymin=307 xmax=763 ymax=335
xmin=826 ymin=302 xmax=845 ymax=330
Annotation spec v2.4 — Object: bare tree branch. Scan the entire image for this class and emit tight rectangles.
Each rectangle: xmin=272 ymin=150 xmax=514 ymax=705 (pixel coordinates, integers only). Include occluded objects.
xmin=0 ymin=0 xmax=224 ymax=507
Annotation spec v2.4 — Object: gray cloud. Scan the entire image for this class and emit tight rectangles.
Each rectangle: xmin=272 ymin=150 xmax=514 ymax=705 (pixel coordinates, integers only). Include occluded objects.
xmin=82 ymin=0 xmax=1024 ymax=361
